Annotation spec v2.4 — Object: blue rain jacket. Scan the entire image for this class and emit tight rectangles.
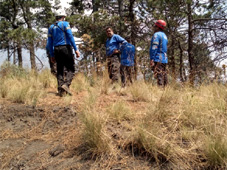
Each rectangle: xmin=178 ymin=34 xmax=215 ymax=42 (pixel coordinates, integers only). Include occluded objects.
xmin=149 ymin=31 xmax=168 ymax=63
xmin=120 ymin=43 xmax=135 ymax=66
xmin=105 ymin=34 xmax=127 ymax=57
xmin=47 ymin=21 xmax=77 ymax=57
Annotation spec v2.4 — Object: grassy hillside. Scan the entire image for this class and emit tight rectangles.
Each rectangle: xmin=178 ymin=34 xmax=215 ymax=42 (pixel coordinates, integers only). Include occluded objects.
xmin=0 ymin=64 xmax=226 ymax=170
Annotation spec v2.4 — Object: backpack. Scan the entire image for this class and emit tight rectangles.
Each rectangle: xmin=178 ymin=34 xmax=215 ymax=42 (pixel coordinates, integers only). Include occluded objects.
xmin=120 ymin=43 xmax=135 ymax=66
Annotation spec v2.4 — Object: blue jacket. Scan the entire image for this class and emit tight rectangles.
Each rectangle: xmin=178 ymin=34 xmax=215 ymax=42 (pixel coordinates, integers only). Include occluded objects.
xmin=149 ymin=31 xmax=168 ymax=63
xmin=120 ymin=43 xmax=135 ymax=66
xmin=47 ymin=21 xmax=78 ymax=57
xmin=105 ymin=34 xmax=127 ymax=57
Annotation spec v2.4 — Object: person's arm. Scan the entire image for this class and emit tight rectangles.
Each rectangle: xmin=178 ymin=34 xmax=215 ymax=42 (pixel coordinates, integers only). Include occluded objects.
xmin=149 ymin=33 xmax=159 ymax=61
xmin=115 ymin=35 xmax=127 ymax=44
xmin=45 ymin=40 xmax=49 ymax=51
xmin=65 ymin=22 xmax=80 ymax=58
xmin=114 ymin=35 xmax=127 ymax=53
xmin=47 ymin=27 xmax=54 ymax=57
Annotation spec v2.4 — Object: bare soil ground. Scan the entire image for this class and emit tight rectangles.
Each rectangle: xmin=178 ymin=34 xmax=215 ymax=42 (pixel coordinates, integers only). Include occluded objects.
xmin=0 ymin=88 xmax=159 ymax=170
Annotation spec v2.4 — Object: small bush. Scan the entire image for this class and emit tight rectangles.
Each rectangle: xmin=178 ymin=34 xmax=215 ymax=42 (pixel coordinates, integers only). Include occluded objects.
xmin=129 ymin=81 xmax=151 ymax=102
xmin=8 ymin=80 xmax=30 ymax=103
xmin=80 ymin=110 xmax=110 ymax=157
xmin=1 ymin=69 xmax=44 ymax=104
xmin=205 ymin=136 xmax=227 ymax=168
xmin=107 ymin=100 xmax=132 ymax=122
xmin=126 ymin=125 xmax=171 ymax=163
xmin=71 ymin=73 xmax=91 ymax=93
xmin=100 ymin=70 xmax=111 ymax=95
xmin=0 ymin=62 xmax=28 ymax=79
xmin=0 ymin=80 xmax=8 ymax=98
xmin=38 ymin=69 xmax=56 ymax=88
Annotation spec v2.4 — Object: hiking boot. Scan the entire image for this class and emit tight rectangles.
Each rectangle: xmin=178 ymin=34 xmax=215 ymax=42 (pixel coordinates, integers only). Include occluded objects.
xmin=57 ymin=88 xmax=66 ymax=97
xmin=61 ymin=84 xmax=72 ymax=96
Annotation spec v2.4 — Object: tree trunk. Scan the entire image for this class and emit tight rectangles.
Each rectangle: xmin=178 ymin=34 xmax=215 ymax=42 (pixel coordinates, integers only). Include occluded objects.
xmin=13 ymin=41 xmax=16 ymax=64
xmin=92 ymin=0 xmax=99 ymax=13
xmin=118 ymin=0 xmax=123 ymax=33
xmin=129 ymin=0 xmax=137 ymax=79
xmin=21 ymin=2 xmax=37 ymax=70
xmin=169 ymin=36 xmax=176 ymax=79
xmin=17 ymin=42 xmax=23 ymax=67
xmin=7 ymin=45 xmax=10 ymax=62
xmin=27 ymin=17 xmax=36 ymax=70
xmin=178 ymin=41 xmax=184 ymax=82
xmin=29 ymin=41 xmax=36 ymax=70
xmin=187 ymin=2 xmax=195 ymax=85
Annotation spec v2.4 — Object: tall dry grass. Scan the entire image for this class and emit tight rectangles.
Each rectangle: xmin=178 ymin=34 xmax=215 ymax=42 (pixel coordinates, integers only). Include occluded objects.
xmin=106 ymin=100 xmax=132 ymax=122
xmin=0 ymin=64 xmax=56 ymax=105
xmin=125 ymin=83 xmax=227 ymax=169
xmin=129 ymin=81 xmax=152 ymax=102
xmin=77 ymin=91 xmax=111 ymax=158
xmin=0 ymin=63 xmax=226 ymax=168
xmin=71 ymin=73 xmax=91 ymax=93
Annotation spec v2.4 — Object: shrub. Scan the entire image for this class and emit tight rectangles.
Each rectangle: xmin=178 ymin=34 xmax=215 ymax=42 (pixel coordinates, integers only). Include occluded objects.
xmin=107 ymin=100 xmax=132 ymax=122
xmin=129 ymin=81 xmax=151 ymax=102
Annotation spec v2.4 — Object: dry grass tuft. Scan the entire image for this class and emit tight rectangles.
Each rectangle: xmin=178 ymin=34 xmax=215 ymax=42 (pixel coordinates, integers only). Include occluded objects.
xmin=71 ymin=73 xmax=91 ymax=93
xmin=74 ymin=90 xmax=111 ymax=158
xmin=107 ymin=100 xmax=132 ymax=122
xmin=79 ymin=110 xmax=110 ymax=158
xmin=38 ymin=69 xmax=57 ymax=88
xmin=204 ymin=135 xmax=227 ymax=168
xmin=124 ymin=84 xmax=227 ymax=169
xmin=129 ymin=81 xmax=151 ymax=102
xmin=0 ymin=79 xmax=8 ymax=98
xmin=0 ymin=65 xmax=56 ymax=105
xmin=100 ymin=70 xmax=112 ymax=95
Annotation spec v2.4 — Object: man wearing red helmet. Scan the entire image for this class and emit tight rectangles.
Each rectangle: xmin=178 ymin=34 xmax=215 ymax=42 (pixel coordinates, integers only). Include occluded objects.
xmin=150 ymin=20 xmax=168 ymax=87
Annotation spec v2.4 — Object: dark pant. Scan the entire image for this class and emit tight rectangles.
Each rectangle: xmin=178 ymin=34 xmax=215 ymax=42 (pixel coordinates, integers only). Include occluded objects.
xmin=153 ymin=62 xmax=168 ymax=87
xmin=54 ymin=45 xmax=75 ymax=92
xmin=107 ymin=54 xmax=120 ymax=83
xmin=120 ymin=65 xmax=133 ymax=87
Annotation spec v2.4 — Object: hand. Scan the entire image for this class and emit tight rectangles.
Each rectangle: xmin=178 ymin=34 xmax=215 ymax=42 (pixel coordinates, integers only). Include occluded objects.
xmin=51 ymin=57 xmax=56 ymax=64
xmin=150 ymin=60 xmax=154 ymax=67
xmin=113 ymin=49 xmax=120 ymax=54
xmin=75 ymin=50 xmax=80 ymax=58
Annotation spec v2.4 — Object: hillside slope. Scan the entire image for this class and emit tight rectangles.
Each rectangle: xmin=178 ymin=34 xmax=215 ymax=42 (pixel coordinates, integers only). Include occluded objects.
xmin=0 ymin=68 xmax=227 ymax=170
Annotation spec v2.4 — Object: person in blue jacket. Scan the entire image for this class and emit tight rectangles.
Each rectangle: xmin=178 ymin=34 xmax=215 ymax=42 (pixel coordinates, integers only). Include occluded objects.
xmin=47 ymin=10 xmax=80 ymax=96
xmin=105 ymin=26 xmax=127 ymax=83
xmin=150 ymin=20 xmax=168 ymax=87
xmin=120 ymin=42 xmax=135 ymax=87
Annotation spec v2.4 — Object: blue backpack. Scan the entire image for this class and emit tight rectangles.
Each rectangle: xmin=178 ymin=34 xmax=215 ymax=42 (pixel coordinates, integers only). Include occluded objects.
xmin=120 ymin=43 xmax=135 ymax=66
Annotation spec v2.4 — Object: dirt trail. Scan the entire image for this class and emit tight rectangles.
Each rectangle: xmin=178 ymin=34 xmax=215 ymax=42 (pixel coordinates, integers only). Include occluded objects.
xmin=0 ymin=89 xmax=156 ymax=170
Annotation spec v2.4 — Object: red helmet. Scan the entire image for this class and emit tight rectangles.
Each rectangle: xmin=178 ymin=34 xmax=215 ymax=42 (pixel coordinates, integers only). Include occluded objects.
xmin=155 ymin=20 xmax=166 ymax=30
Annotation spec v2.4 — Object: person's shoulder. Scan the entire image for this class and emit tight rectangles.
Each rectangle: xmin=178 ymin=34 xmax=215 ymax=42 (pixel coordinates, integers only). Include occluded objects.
xmin=153 ymin=32 xmax=160 ymax=39
xmin=155 ymin=31 xmax=162 ymax=35
xmin=58 ymin=21 xmax=69 ymax=26
xmin=48 ymin=24 xmax=55 ymax=32
xmin=113 ymin=34 xmax=122 ymax=38
xmin=49 ymin=23 xmax=55 ymax=28
xmin=63 ymin=21 xmax=69 ymax=24
xmin=154 ymin=31 xmax=166 ymax=38
xmin=158 ymin=31 xmax=167 ymax=36
xmin=160 ymin=31 xmax=168 ymax=39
